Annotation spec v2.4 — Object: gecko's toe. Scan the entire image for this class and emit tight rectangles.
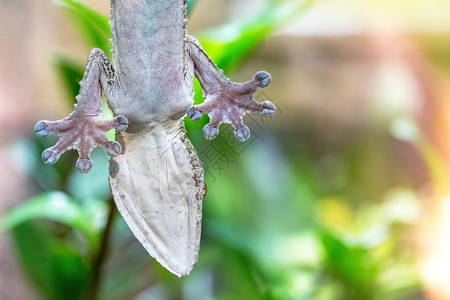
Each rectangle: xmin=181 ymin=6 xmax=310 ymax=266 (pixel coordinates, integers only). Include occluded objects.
xmin=203 ymin=125 xmax=219 ymax=140
xmin=187 ymin=106 xmax=202 ymax=121
xmin=261 ymin=101 xmax=276 ymax=116
xmin=234 ymin=126 xmax=250 ymax=142
xmin=255 ymin=71 xmax=271 ymax=88
xmin=76 ymin=158 xmax=92 ymax=173
xmin=115 ymin=115 xmax=129 ymax=132
xmin=35 ymin=121 xmax=52 ymax=137
xmin=106 ymin=141 xmax=122 ymax=157
xmin=42 ymin=149 xmax=59 ymax=165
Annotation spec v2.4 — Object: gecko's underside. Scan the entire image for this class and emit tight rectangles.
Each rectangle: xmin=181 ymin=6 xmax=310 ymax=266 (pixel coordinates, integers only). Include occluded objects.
xmin=35 ymin=0 xmax=275 ymax=277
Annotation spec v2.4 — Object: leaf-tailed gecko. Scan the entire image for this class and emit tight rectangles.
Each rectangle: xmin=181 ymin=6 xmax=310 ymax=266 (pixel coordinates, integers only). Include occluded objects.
xmin=34 ymin=0 xmax=275 ymax=277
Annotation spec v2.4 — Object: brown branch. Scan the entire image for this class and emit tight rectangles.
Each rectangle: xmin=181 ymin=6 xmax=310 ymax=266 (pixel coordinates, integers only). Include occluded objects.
xmin=87 ymin=197 xmax=116 ymax=300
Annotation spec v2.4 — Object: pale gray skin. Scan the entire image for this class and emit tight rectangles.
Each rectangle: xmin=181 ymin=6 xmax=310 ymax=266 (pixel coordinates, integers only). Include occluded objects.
xmin=35 ymin=0 xmax=275 ymax=277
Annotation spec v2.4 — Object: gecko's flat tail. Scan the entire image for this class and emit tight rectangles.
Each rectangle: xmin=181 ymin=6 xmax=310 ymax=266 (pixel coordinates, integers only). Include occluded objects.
xmin=166 ymin=257 xmax=198 ymax=278
xmin=109 ymin=120 xmax=204 ymax=277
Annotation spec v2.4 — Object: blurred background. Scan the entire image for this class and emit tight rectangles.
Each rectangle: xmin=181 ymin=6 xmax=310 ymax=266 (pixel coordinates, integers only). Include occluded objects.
xmin=1 ymin=0 xmax=450 ymax=299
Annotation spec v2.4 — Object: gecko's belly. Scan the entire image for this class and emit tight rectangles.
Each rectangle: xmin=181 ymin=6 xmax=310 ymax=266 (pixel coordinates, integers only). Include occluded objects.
xmin=109 ymin=118 xmax=204 ymax=277
xmin=109 ymin=81 xmax=193 ymax=127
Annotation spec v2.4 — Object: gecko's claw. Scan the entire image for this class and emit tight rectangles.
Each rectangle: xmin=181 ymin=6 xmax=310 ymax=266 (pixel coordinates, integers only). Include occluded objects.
xmin=35 ymin=121 xmax=53 ymax=137
xmin=76 ymin=158 xmax=92 ymax=173
xmin=114 ymin=115 xmax=129 ymax=132
xmin=106 ymin=141 xmax=122 ymax=157
xmin=255 ymin=71 xmax=271 ymax=88
xmin=234 ymin=126 xmax=250 ymax=142
xmin=42 ymin=149 xmax=59 ymax=165
xmin=261 ymin=101 xmax=276 ymax=116
xmin=187 ymin=106 xmax=202 ymax=121
xmin=203 ymin=125 xmax=219 ymax=140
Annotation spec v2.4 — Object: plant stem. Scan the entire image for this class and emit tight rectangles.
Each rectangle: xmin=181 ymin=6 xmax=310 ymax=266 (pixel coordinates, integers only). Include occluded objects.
xmin=87 ymin=197 xmax=116 ymax=300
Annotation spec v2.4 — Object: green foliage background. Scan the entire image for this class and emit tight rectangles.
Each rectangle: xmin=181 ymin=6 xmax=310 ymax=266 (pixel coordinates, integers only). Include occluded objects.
xmin=0 ymin=0 xmax=437 ymax=299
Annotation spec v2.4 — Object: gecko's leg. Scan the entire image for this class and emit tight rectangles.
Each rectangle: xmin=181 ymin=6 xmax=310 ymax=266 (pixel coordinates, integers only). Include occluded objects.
xmin=185 ymin=35 xmax=276 ymax=142
xmin=35 ymin=48 xmax=128 ymax=173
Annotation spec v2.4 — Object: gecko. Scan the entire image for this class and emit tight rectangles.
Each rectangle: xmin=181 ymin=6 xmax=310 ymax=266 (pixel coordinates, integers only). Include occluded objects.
xmin=34 ymin=0 xmax=276 ymax=277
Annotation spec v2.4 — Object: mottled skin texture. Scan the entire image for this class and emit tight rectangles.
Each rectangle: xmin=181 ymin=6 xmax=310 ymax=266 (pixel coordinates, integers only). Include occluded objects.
xmin=110 ymin=0 xmax=190 ymax=125
xmin=35 ymin=0 xmax=275 ymax=276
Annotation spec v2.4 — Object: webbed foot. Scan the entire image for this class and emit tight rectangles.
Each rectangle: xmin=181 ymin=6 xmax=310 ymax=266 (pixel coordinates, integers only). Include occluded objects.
xmin=186 ymin=36 xmax=276 ymax=142
xmin=35 ymin=48 xmax=128 ymax=173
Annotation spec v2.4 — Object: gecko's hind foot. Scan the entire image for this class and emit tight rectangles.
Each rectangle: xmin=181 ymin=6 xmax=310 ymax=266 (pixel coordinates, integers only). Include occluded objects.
xmin=186 ymin=36 xmax=276 ymax=142
xmin=186 ymin=71 xmax=276 ymax=142
xmin=35 ymin=48 xmax=127 ymax=173
xmin=35 ymin=114 xmax=128 ymax=173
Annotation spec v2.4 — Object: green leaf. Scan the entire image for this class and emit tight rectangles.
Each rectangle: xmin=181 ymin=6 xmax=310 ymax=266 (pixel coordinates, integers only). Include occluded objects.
xmin=0 ymin=192 xmax=104 ymax=247
xmin=53 ymin=54 xmax=84 ymax=104
xmin=320 ymin=230 xmax=378 ymax=299
xmin=196 ymin=0 xmax=313 ymax=73
xmin=187 ymin=0 xmax=200 ymax=16
xmin=53 ymin=0 xmax=111 ymax=51
xmin=204 ymin=220 xmax=266 ymax=299
xmin=11 ymin=221 xmax=91 ymax=300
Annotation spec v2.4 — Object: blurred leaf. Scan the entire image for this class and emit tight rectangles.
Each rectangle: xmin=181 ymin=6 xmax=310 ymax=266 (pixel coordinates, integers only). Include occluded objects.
xmin=376 ymin=263 xmax=421 ymax=300
xmin=320 ymin=230 xmax=378 ymax=300
xmin=242 ymin=139 xmax=318 ymax=233
xmin=54 ymin=0 xmax=111 ymax=50
xmin=390 ymin=116 xmax=449 ymax=194
xmin=316 ymin=197 xmax=357 ymax=233
xmin=418 ymin=33 xmax=450 ymax=72
xmin=53 ymin=54 xmax=84 ymax=104
xmin=0 ymin=192 xmax=104 ymax=247
xmin=11 ymin=221 xmax=91 ymax=300
xmin=204 ymin=220 xmax=269 ymax=298
xmin=196 ymin=0 xmax=313 ymax=72
xmin=187 ymin=0 xmax=200 ymax=16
